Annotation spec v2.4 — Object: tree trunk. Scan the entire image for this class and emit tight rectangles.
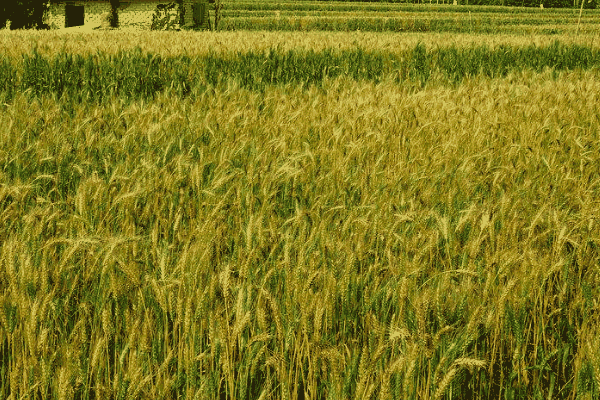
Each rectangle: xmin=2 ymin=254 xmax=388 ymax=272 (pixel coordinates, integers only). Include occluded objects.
xmin=110 ymin=0 xmax=120 ymax=28
xmin=213 ymin=0 xmax=222 ymax=30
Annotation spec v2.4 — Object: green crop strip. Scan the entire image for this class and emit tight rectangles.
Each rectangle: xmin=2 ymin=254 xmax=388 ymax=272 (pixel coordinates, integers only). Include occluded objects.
xmin=1 ymin=41 xmax=599 ymax=104
xmin=218 ymin=15 xmax=600 ymax=33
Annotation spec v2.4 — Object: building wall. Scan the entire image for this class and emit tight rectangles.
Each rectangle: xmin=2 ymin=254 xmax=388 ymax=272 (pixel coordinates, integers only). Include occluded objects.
xmin=46 ymin=0 xmax=177 ymax=29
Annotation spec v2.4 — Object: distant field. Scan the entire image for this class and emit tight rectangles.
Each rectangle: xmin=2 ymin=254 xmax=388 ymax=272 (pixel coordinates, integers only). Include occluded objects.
xmin=3 ymin=29 xmax=600 ymax=61
xmin=216 ymin=1 xmax=600 ymax=33
xmin=1 ymin=6 xmax=600 ymax=400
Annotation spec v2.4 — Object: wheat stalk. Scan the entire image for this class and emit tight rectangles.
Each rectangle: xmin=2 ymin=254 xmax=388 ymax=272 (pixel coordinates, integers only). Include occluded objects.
xmin=434 ymin=367 xmax=458 ymax=400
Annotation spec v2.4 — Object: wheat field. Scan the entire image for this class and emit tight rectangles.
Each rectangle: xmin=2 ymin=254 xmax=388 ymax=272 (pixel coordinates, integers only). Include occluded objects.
xmin=1 ymin=24 xmax=600 ymax=400
xmin=3 ymin=29 xmax=600 ymax=60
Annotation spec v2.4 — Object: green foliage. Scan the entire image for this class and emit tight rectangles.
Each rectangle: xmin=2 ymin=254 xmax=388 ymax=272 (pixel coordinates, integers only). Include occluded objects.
xmin=14 ymin=47 xmax=196 ymax=103
xmin=409 ymin=43 xmax=430 ymax=86
xmin=203 ymin=47 xmax=391 ymax=89
xmin=0 ymin=56 xmax=16 ymax=103
xmin=3 ymin=41 xmax=600 ymax=103
xmin=578 ymin=360 xmax=599 ymax=397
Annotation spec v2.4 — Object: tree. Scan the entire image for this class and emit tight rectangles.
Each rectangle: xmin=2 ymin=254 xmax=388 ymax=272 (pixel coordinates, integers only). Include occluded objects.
xmin=0 ymin=3 xmax=8 ymax=28
xmin=2 ymin=0 xmax=50 ymax=30
xmin=109 ymin=0 xmax=119 ymax=28
xmin=213 ymin=0 xmax=223 ymax=30
xmin=176 ymin=0 xmax=184 ymax=26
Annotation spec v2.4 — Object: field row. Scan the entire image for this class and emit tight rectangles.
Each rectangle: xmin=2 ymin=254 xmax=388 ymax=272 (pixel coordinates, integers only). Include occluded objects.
xmin=4 ymin=30 xmax=600 ymax=60
xmin=2 ymin=41 xmax=599 ymax=103
xmin=213 ymin=1 xmax=600 ymax=33
xmin=218 ymin=16 xmax=599 ymax=34
xmin=223 ymin=9 xmax=594 ymax=20
xmin=225 ymin=1 xmax=592 ymax=13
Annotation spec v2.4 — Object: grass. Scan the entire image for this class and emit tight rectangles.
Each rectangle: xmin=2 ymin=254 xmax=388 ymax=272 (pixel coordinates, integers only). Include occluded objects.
xmin=1 ymin=20 xmax=600 ymax=400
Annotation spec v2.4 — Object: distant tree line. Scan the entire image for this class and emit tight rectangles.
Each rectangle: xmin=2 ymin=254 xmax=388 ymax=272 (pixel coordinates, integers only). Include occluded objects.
xmin=0 ymin=0 xmax=123 ymax=29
